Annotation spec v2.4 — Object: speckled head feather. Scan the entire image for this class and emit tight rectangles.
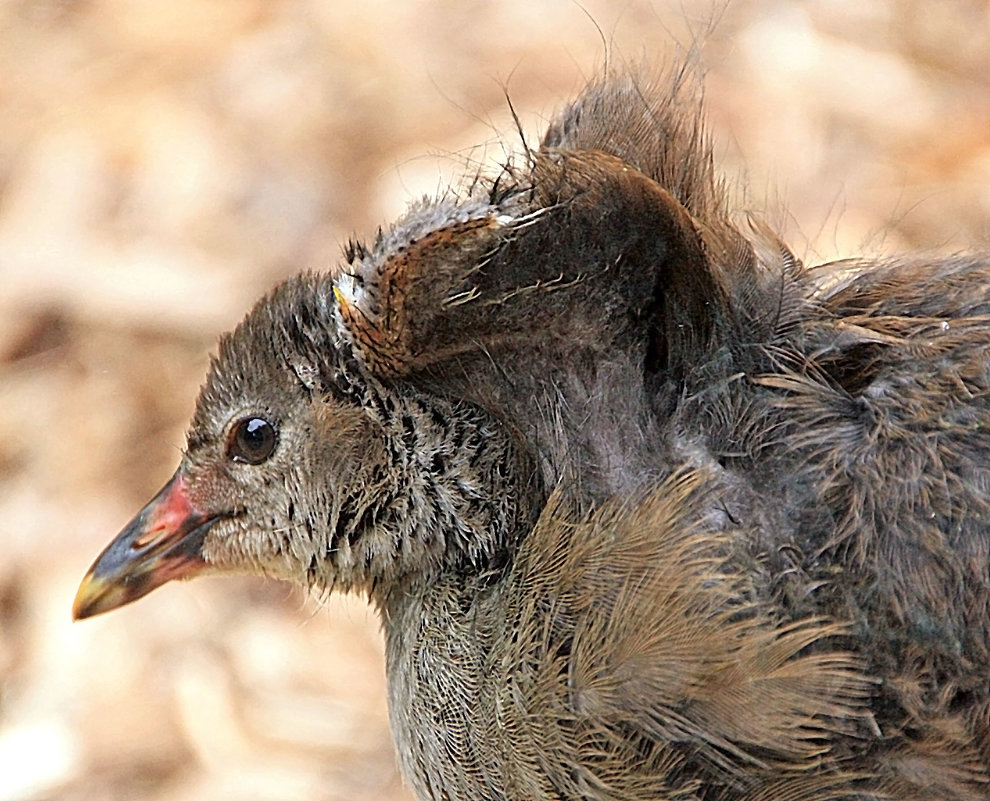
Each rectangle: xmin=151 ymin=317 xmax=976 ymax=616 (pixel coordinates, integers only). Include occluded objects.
xmin=191 ymin=274 xmax=360 ymax=435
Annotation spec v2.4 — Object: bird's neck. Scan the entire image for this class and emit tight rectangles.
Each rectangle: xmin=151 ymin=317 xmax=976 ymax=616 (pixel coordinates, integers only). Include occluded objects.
xmin=377 ymin=567 xmax=508 ymax=801
xmin=354 ymin=386 xmax=540 ymax=606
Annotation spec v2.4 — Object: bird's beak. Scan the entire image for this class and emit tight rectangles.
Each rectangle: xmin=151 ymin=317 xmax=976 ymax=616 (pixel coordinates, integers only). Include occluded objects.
xmin=73 ymin=470 xmax=220 ymax=620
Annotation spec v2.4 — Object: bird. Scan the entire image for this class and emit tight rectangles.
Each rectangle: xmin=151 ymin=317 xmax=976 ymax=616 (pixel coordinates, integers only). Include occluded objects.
xmin=73 ymin=65 xmax=990 ymax=800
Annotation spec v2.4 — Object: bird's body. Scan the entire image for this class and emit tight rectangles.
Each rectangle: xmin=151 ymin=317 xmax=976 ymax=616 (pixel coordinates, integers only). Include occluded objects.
xmin=76 ymin=68 xmax=990 ymax=800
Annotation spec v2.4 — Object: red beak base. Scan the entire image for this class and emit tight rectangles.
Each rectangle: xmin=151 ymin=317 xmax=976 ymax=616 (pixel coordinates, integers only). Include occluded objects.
xmin=73 ymin=471 xmax=218 ymax=620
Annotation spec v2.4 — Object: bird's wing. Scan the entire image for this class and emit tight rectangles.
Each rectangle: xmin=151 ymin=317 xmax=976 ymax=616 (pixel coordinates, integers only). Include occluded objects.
xmin=496 ymin=469 xmax=874 ymax=794
xmin=330 ymin=70 xmax=737 ymax=385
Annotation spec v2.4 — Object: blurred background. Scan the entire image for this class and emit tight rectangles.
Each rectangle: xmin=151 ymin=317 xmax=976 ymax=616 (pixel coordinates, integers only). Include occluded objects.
xmin=1 ymin=1 xmax=988 ymax=799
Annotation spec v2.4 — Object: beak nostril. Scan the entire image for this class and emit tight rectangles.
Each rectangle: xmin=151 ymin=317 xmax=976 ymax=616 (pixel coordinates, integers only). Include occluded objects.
xmin=131 ymin=518 xmax=171 ymax=550
xmin=131 ymin=528 xmax=160 ymax=549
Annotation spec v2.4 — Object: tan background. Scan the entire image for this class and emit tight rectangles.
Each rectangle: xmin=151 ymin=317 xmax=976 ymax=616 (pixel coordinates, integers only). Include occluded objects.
xmin=1 ymin=1 xmax=988 ymax=799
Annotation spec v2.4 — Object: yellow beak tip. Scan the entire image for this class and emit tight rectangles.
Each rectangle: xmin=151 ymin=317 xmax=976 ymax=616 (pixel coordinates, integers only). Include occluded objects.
xmin=71 ymin=573 xmax=113 ymax=621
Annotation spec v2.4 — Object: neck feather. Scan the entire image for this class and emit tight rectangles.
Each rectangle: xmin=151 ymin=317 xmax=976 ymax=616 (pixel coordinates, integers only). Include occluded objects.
xmin=325 ymin=385 xmax=540 ymax=603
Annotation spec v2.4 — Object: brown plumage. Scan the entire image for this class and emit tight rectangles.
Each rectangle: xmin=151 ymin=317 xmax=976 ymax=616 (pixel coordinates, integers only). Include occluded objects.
xmin=74 ymin=67 xmax=990 ymax=800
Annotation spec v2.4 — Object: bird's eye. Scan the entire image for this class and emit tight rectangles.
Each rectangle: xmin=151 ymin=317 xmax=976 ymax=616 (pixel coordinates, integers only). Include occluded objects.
xmin=227 ymin=417 xmax=278 ymax=464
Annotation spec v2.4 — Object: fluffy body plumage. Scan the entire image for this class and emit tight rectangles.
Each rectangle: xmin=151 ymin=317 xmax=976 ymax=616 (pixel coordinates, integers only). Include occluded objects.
xmin=77 ymin=68 xmax=990 ymax=800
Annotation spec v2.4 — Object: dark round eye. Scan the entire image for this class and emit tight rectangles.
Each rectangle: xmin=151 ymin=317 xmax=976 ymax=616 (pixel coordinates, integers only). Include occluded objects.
xmin=227 ymin=417 xmax=278 ymax=465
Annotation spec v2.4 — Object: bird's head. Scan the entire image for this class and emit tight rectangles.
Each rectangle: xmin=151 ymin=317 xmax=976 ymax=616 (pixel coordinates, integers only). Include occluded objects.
xmin=72 ymin=274 xmax=398 ymax=619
